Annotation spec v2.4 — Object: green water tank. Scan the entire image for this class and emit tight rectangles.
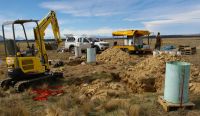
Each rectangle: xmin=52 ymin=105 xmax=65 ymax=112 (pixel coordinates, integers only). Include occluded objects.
xmin=164 ymin=61 xmax=190 ymax=104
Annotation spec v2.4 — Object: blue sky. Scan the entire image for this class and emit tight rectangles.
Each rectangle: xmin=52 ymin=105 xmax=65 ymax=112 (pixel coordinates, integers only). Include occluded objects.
xmin=0 ymin=0 xmax=200 ymax=37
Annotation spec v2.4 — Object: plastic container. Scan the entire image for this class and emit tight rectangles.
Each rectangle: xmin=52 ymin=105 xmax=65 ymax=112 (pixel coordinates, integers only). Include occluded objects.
xmin=169 ymin=51 xmax=176 ymax=56
xmin=164 ymin=51 xmax=169 ymax=54
xmin=87 ymin=48 xmax=96 ymax=63
xmin=177 ymin=51 xmax=182 ymax=56
xmin=159 ymin=51 xmax=164 ymax=55
xmin=75 ymin=47 xmax=82 ymax=58
xmin=164 ymin=61 xmax=190 ymax=104
xmin=153 ymin=50 xmax=159 ymax=57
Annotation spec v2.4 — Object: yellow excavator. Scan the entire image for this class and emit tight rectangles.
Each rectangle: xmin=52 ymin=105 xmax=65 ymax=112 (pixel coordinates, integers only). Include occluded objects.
xmin=0 ymin=11 xmax=63 ymax=91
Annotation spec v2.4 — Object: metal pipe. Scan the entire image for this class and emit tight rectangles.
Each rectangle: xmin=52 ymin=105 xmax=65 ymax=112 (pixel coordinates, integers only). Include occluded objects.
xmin=2 ymin=25 xmax=7 ymax=57
xmin=12 ymin=23 xmax=19 ymax=67
xmin=22 ymin=24 xmax=30 ymax=48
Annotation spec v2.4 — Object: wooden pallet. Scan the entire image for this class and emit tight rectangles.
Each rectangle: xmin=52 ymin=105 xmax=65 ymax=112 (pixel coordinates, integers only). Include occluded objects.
xmin=178 ymin=45 xmax=196 ymax=55
xmin=179 ymin=45 xmax=190 ymax=50
xmin=158 ymin=96 xmax=195 ymax=112
xmin=182 ymin=50 xmax=193 ymax=55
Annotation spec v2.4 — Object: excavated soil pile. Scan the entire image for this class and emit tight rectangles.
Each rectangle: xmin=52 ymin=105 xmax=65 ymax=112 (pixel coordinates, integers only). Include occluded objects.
xmin=97 ymin=48 xmax=132 ymax=64
xmin=120 ymin=54 xmax=200 ymax=93
xmin=61 ymin=72 xmax=129 ymax=108
xmin=189 ymin=66 xmax=200 ymax=94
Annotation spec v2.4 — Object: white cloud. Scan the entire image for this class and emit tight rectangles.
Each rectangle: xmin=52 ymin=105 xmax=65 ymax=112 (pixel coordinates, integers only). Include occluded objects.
xmin=40 ymin=0 xmax=136 ymax=17
xmin=61 ymin=27 xmax=119 ymax=36
xmin=142 ymin=7 xmax=200 ymax=34
xmin=123 ymin=1 xmax=200 ymax=34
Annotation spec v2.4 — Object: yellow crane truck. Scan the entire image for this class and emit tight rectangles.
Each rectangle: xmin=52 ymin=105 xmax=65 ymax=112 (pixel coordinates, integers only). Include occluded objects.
xmin=0 ymin=11 xmax=63 ymax=91
xmin=112 ymin=29 xmax=152 ymax=54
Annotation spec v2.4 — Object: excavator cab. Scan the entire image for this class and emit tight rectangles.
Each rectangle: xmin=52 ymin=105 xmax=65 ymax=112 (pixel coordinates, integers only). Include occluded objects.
xmin=2 ymin=20 xmax=46 ymax=79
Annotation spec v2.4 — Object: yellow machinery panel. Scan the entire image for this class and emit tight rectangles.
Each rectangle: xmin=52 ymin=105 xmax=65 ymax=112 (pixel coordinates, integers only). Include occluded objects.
xmin=112 ymin=30 xmax=150 ymax=36
xmin=6 ymin=57 xmax=45 ymax=74
xmin=113 ymin=45 xmax=135 ymax=51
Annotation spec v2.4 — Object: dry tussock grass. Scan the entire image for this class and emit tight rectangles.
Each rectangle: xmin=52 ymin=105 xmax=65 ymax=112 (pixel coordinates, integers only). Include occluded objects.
xmin=80 ymin=102 xmax=95 ymax=115
xmin=54 ymin=95 xmax=74 ymax=110
xmin=0 ymin=88 xmax=6 ymax=97
xmin=128 ymin=104 xmax=146 ymax=116
xmin=103 ymin=98 xmax=148 ymax=116
xmin=104 ymin=98 xmax=130 ymax=112
xmin=0 ymin=94 xmax=30 ymax=116
xmin=46 ymin=95 xmax=85 ymax=116
xmin=46 ymin=105 xmax=68 ymax=116
xmin=46 ymin=105 xmax=82 ymax=116
xmin=105 ymin=109 xmax=127 ymax=116
xmin=41 ymin=83 xmax=49 ymax=89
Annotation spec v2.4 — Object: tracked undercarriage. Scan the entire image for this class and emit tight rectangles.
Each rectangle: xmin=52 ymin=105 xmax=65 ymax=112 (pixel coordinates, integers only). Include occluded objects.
xmin=0 ymin=72 xmax=63 ymax=92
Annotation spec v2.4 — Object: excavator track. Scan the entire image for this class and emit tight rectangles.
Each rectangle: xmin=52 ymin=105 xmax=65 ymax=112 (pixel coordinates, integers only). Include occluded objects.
xmin=0 ymin=72 xmax=63 ymax=92
xmin=14 ymin=73 xmax=63 ymax=92
xmin=14 ymin=74 xmax=52 ymax=92
xmin=0 ymin=78 xmax=13 ymax=89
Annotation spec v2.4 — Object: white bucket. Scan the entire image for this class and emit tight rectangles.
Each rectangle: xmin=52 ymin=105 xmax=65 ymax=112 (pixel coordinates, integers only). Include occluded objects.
xmin=87 ymin=48 xmax=96 ymax=63
xmin=153 ymin=50 xmax=159 ymax=57
xmin=159 ymin=51 xmax=164 ymax=55
xmin=164 ymin=51 xmax=169 ymax=54
xmin=177 ymin=51 xmax=182 ymax=56
xmin=75 ymin=47 xmax=82 ymax=58
xmin=169 ymin=51 xmax=176 ymax=56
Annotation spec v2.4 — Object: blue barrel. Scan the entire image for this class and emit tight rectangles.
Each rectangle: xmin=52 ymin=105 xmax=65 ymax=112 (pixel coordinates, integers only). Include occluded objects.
xmin=87 ymin=48 xmax=96 ymax=63
xmin=164 ymin=61 xmax=190 ymax=104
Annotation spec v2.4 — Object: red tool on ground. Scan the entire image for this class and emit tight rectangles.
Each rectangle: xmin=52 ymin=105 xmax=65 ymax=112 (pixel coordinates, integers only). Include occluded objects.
xmin=32 ymin=86 xmax=64 ymax=101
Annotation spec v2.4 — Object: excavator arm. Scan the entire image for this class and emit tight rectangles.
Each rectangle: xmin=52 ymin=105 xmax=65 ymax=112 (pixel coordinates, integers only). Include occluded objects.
xmin=34 ymin=10 xmax=62 ymax=70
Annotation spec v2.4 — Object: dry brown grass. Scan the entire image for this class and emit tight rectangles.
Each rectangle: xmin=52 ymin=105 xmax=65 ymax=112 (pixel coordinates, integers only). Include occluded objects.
xmin=46 ymin=105 xmax=68 ymax=116
xmin=105 ymin=109 xmax=127 ymax=116
xmin=104 ymin=98 xmax=130 ymax=112
xmin=46 ymin=94 xmax=84 ymax=116
xmin=0 ymin=94 xmax=30 ymax=116
xmin=128 ymin=104 xmax=146 ymax=116
xmin=55 ymin=95 xmax=74 ymax=110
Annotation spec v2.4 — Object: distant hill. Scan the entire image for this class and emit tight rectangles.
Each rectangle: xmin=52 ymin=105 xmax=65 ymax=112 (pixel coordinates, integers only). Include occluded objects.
xmin=101 ymin=34 xmax=200 ymax=40
xmin=0 ymin=36 xmax=65 ymax=42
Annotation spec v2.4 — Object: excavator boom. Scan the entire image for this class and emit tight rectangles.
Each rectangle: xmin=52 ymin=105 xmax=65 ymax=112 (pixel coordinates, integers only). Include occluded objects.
xmin=34 ymin=10 xmax=62 ymax=70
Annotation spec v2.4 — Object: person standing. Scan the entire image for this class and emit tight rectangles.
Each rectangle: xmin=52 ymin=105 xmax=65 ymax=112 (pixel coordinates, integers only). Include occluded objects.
xmin=155 ymin=32 xmax=162 ymax=50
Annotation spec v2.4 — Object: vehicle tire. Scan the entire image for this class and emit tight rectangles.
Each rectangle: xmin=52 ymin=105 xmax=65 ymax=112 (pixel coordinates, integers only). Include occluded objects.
xmin=94 ymin=46 xmax=100 ymax=54
xmin=69 ymin=46 xmax=75 ymax=54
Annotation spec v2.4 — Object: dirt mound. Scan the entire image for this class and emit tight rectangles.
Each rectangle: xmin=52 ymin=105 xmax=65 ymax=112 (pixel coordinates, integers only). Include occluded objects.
xmin=97 ymin=48 xmax=132 ymax=64
xmin=120 ymin=54 xmax=200 ymax=93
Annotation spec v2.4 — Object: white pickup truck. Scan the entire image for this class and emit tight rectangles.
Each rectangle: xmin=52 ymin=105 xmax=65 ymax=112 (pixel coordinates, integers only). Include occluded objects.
xmin=64 ymin=35 xmax=109 ymax=53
